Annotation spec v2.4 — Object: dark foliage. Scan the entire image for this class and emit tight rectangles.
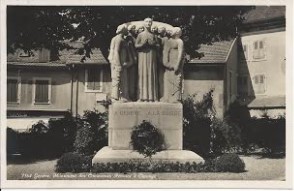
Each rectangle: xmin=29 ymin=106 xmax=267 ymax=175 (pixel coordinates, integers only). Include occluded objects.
xmin=7 ymin=7 xmax=74 ymax=59
xmin=183 ymin=92 xmax=285 ymax=158
xmin=210 ymin=118 xmax=242 ymax=155
xmin=248 ymin=115 xmax=285 ymax=154
xmin=56 ymin=153 xmax=244 ymax=173
xmin=7 ymin=6 xmax=254 ymax=60
xmin=48 ymin=112 xmax=78 ymax=153
xmin=225 ymin=101 xmax=285 ymax=155
xmin=130 ymin=120 xmax=165 ymax=158
xmin=224 ymin=101 xmax=254 ymax=153
xmin=182 ymin=91 xmax=214 ymax=158
xmin=7 ymin=110 xmax=108 ymax=160
xmin=214 ymin=153 xmax=245 ymax=172
xmin=73 ymin=110 xmax=108 ymax=155
xmin=7 ymin=113 xmax=77 ymax=159
xmin=92 ymin=157 xmax=242 ymax=173
xmin=7 ymin=128 xmax=19 ymax=155
xmin=92 ymin=161 xmax=208 ymax=173
xmin=55 ymin=152 xmax=93 ymax=173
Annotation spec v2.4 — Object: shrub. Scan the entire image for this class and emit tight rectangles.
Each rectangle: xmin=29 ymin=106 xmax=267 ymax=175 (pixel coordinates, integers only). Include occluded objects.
xmin=92 ymin=159 xmax=244 ymax=173
xmin=92 ymin=161 xmax=207 ymax=173
xmin=73 ymin=122 xmax=95 ymax=155
xmin=7 ymin=127 xmax=19 ymax=155
xmin=130 ymin=120 xmax=165 ymax=158
xmin=211 ymin=118 xmax=242 ymax=155
xmin=182 ymin=91 xmax=214 ymax=158
xmin=55 ymin=152 xmax=92 ymax=173
xmin=48 ymin=112 xmax=77 ymax=153
xmin=225 ymin=101 xmax=256 ymax=153
xmin=83 ymin=110 xmax=108 ymax=152
xmin=73 ymin=110 xmax=108 ymax=155
xmin=29 ymin=120 xmax=49 ymax=134
xmin=214 ymin=153 xmax=245 ymax=172
xmin=248 ymin=115 xmax=285 ymax=154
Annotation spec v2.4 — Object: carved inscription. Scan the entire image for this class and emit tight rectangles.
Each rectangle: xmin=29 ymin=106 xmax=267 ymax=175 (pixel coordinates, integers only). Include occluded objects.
xmin=114 ymin=109 xmax=180 ymax=116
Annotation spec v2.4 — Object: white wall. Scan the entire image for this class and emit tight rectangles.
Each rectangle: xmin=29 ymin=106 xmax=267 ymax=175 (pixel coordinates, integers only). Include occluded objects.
xmin=240 ymin=31 xmax=286 ymax=98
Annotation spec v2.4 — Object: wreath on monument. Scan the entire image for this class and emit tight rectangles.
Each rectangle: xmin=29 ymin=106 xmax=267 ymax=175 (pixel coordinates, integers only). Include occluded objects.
xmin=130 ymin=120 xmax=165 ymax=159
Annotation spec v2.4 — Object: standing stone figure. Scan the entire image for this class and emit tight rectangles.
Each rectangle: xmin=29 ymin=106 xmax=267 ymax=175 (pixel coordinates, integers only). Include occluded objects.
xmin=162 ymin=27 xmax=185 ymax=103
xmin=135 ymin=18 xmax=159 ymax=102
xmin=157 ymin=26 xmax=169 ymax=99
xmin=126 ymin=24 xmax=138 ymax=101
xmin=108 ymin=24 xmax=134 ymax=102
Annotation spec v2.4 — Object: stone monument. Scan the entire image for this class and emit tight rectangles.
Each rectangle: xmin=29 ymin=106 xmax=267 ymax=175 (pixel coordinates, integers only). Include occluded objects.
xmin=92 ymin=18 xmax=204 ymax=164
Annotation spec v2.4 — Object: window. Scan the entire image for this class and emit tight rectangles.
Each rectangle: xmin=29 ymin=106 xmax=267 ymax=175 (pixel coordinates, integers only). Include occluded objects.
xmin=33 ymin=78 xmax=51 ymax=104
xmin=253 ymin=40 xmax=266 ymax=60
xmin=85 ymin=67 xmax=103 ymax=92
xmin=237 ymin=75 xmax=248 ymax=96
xmin=7 ymin=77 xmax=20 ymax=103
xmin=253 ymin=74 xmax=266 ymax=94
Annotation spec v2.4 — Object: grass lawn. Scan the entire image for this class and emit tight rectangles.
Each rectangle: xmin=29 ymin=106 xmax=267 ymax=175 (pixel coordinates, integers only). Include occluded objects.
xmin=6 ymin=155 xmax=285 ymax=180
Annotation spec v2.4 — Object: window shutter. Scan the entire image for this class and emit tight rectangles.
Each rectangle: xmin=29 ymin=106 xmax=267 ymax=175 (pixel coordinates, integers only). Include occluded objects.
xmin=259 ymin=41 xmax=263 ymax=49
xmin=253 ymin=40 xmax=266 ymax=59
xmin=94 ymin=68 xmax=101 ymax=90
xmin=254 ymin=75 xmax=266 ymax=94
xmin=7 ymin=79 xmax=18 ymax=102
xmin=254 ymin=41 xmax=258 ymax=49
xmin=259 ymin=40 xmax=265 ymax=59
xmin=35 ymin=80 xmax=49 ymax=103
xmin=253 ymin=41 xmax=259 ymax=59
xmin=86 ymin=67 xmax=102 ymax=91
xmin=87 ymin=70 xmax=95 ymax=90
xmin=260 ymin=75 xmax=264 ymax=84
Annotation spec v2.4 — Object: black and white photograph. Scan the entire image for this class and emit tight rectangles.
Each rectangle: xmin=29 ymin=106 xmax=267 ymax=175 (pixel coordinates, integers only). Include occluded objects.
xmin=0 ymin=0 xmax=293 ymax=189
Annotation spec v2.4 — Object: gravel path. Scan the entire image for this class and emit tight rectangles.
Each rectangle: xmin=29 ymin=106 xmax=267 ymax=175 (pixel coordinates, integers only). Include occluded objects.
xmin=6 ymin=155 xmax=285 ymax=180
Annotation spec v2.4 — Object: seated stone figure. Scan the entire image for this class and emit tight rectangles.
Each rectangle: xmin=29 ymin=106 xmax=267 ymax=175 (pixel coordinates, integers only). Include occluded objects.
xmin=108 ymin=24 xmax=134 ymax=102
xmin=161 ymin=27 xmax=185 ymax=103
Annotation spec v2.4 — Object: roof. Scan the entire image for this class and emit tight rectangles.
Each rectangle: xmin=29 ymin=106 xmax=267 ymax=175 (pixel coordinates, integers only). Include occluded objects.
xmin=7 ymin=39 xmax=109 ymax=66
xmin=7 ymin=62 xmax=66 ymax=67
xmin=189 ymin=39 xmax=235 ymax=64
xmin=8 ymin=38 xmax=236 ymax=66
xmin=248 ymin=96 xmax=285 ymax=109
xmin=59 ymin=40 xmax=108 ymax=64
xmin=243 ymin=6 xmax=285 ymax=24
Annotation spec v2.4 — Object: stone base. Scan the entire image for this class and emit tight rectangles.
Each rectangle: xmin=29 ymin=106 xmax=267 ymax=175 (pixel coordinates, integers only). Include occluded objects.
xmin=92 ymin=147 xmax=205 ymax=165
xmin=109 ymin=102 xmax=183 ymax=150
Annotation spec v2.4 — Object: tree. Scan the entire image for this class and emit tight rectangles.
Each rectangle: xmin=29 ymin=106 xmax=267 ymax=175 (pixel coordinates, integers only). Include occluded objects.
xmin=7 ymin=6 xmax=74 ymax=60
xmin=7 ymin=6 xmax=254 ymax=60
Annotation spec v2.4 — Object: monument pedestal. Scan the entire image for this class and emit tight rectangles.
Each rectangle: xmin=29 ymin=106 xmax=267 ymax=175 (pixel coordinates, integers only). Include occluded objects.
xmin=92 ymin=147 xmax=204 ymax=164
xmin=92 ymin=102 xmax=204 ymax=165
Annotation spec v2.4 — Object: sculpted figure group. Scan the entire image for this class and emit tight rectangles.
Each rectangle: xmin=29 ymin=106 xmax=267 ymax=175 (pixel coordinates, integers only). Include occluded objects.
xmin=108 ymin=18 xmax=185 ymax=103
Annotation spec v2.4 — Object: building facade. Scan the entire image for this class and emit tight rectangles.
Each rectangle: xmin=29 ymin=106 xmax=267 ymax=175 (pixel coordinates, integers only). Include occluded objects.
xmin=237 ymin=6 xmax=286 ymax=118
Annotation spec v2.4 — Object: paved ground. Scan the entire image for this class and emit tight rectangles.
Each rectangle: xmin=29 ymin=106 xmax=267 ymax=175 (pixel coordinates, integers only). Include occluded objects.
xmin=6 ymin=155 xmax=285 ymax=180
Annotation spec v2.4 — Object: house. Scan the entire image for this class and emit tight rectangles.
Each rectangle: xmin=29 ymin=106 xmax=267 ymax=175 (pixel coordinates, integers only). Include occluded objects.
xmin=7 ymin=44 xmax=111 ymax=131
xmin=7 ymin=6 xmax=286 ymax=130
xmin=237 ymin=6 xmax=286 ymax=118
xmin=183 ymin=39 xmax=238 ymax=118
